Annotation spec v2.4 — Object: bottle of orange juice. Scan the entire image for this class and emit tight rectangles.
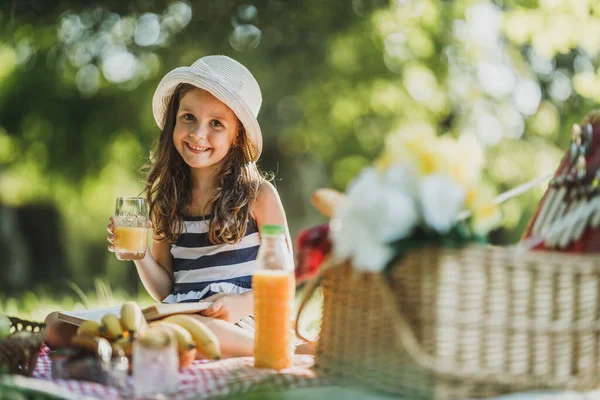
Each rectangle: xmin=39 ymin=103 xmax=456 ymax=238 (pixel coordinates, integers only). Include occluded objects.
xmin=253 ymin=224 xmax=295 ymax=370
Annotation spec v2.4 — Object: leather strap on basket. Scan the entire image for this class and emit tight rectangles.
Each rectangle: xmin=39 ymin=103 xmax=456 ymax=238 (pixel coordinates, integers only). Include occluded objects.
xmin=294 ymin=256 xmax=338 ymax=343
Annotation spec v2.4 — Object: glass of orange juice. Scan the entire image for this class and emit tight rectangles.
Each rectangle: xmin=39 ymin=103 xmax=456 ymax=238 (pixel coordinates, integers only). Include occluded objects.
xmin=114 ymin=196 xmax=148 ymax=261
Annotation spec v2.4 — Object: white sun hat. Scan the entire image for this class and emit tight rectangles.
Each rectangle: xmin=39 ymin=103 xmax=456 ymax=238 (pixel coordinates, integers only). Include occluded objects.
xmin=152 ymin=55 xmax=263 ymax=161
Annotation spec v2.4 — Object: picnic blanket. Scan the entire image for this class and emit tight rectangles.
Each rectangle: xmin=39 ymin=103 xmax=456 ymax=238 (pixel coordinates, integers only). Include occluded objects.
xmin=4 ymin=346 xmax=600 ymax=400
xmin=26 ymin=345 xmax=327 ymax=399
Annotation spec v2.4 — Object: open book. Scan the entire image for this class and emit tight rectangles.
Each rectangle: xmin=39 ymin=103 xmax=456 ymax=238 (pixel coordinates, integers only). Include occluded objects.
xmin=57 ymin=302 xmax=212 ymax=326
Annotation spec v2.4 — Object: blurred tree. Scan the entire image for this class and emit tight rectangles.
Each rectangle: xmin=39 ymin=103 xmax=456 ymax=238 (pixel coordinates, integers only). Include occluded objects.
xmin=0 ymin=0 xmax=596 ymax=296
xmin=0 ymin=204 xmax=69 ymax=295
xmin=285 ymin=0 xmax=600 ymax=244
xmin=0 ymin=0 xmax=383 ymax=294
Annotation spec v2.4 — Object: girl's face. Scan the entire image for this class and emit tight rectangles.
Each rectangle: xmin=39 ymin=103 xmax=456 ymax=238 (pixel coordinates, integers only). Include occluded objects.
xmin=173 ymin=88 xmax=238 ymax=170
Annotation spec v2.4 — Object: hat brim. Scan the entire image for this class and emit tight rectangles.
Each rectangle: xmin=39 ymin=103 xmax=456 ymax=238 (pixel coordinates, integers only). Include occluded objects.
xmin=152 ymin=66 xmax=263 ymax=162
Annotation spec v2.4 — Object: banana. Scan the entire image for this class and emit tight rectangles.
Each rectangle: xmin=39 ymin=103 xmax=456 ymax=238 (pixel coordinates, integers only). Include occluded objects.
xmin=149 ymin=321 xmax=196 ymax=352
xmin=101 ymin=313 xmax=124 ymax=340
xmin=163 ymin=314 xmax=221 ymax=360
xmin=112 ymin=336 xmax=134 ymax=357
xmin=120 ymin=301 xmax=148 ymax=337
xmin=76 ymin=320 xmax=103 ymax=337
xmin=139 ymin=325 xmax=173 ymax=349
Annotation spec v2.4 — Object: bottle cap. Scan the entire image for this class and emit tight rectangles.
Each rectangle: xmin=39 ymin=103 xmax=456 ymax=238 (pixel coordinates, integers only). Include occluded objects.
xmin=261 ymin=224 xmax=285 ymax=236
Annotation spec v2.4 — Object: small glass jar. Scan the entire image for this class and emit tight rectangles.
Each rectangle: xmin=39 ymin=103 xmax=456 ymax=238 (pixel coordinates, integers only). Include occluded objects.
xmin=132 ymin=329 xmax=179 ymax=397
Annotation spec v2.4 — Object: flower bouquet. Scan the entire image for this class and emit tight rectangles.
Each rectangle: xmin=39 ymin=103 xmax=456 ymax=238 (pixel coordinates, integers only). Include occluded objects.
xmin=295 ymin=126 xmax=600 ymax=399
xmin=329 ymin=128 xmax=501 ymax=273
xmin=294 ymin=129 xmax=500 ymax=283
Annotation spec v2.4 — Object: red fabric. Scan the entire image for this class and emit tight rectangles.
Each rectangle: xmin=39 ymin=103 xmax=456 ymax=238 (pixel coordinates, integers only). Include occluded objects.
xmin=295 ymin=224 xmax=331 ymax=283
xmin=521 ymin=121 xmax=600 ymax=253
xmin=32 ymin=345 xmax=327 ymax=399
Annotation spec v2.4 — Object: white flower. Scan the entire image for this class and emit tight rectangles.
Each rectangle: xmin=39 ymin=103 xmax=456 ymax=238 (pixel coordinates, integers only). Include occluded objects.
xmin=376 ymin=185 xmax=419 ymax=242
xmin=346 ymin=167 xmax=419 ymax=242
xmin=329 ymin=201 xmax=361 ymax=261
xmin=419 ymin=173 xmax=466 ymax=234
xmin=330 ymin=210 xmax=393 ymax=272
xmin=330 ymin=166 xmax=419 ymax=272
xmin=352 ymin=234 xmax=394 ymax=272
xmin=383 ymin=163 xmax=419 ymax=195
xmin=346 ymin=168 xmax=383 ymax=215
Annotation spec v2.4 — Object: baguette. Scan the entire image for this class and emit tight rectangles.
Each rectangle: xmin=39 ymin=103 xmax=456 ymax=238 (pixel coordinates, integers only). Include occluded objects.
xmin=311 ymin=188 xmax=346 ymax=219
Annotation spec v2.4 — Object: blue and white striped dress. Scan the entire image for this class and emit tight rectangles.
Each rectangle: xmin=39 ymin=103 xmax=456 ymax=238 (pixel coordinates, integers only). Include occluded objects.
xmin=162 ymin=215 xmax=260 ymax=304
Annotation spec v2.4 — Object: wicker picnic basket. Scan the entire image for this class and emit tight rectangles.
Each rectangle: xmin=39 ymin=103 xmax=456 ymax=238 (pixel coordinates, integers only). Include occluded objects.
xmin=0 ymin=317 xmax=46 ymax=376
xmin=297 ymin=244 xmax=600 ymax=399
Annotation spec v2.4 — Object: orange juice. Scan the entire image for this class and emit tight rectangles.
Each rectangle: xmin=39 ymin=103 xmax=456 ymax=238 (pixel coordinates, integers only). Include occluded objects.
xmin=114 ymin=227 xmax=148 ymax=260
xmin=253 ymin=270 xmax=295 ymax=370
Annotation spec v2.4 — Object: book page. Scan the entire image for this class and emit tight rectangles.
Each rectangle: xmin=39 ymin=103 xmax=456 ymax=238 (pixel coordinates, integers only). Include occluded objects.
xmin=58 ymin=306 xmax=122 ymax=325
xmin=143 ymin=302 xmax=212 ymax=320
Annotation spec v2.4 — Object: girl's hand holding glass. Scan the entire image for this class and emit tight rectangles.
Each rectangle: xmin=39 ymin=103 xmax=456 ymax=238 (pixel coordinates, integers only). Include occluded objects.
xmin=107 ymin=197 xmax=152 ymax=261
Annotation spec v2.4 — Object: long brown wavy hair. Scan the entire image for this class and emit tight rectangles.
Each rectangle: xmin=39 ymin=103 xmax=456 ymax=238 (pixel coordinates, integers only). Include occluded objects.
xmin=143 ymin=83 xmax=264 ymax=244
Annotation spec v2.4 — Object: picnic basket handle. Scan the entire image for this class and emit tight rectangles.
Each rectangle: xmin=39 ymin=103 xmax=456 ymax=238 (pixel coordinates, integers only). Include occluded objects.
xmin=294 ymin=256 xmax=338 ymax=343
xmin=296 ymin=188 xmax=345 ymax=342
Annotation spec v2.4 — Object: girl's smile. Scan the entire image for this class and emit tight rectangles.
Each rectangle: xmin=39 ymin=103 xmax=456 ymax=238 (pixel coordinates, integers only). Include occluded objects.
xmin=185 ymin=142 xmax=213 ymax=153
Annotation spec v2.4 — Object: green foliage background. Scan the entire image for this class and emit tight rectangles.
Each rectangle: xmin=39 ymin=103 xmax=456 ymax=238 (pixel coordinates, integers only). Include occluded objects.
xmin=0 ymin=0 xmax=597 ymax=315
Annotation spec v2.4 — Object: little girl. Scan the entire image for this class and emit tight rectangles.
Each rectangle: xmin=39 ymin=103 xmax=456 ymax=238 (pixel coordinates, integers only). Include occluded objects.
xmin=45 ymin=55 xmax=304 ymax=357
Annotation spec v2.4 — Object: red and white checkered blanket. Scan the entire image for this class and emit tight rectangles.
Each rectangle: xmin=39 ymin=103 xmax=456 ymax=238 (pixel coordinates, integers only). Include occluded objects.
xmin=31 ymin=345 xmax=327 ymax=399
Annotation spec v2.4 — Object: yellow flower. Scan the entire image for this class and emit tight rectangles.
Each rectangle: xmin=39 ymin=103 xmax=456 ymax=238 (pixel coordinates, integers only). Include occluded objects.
xmin=463 ymin=181 xmax=502 ymax=235
xmin=386 ymin=130 xmax=484 ymax=184
xmin=442 ymin=134 xmax=485 ymax=186
xmin=464 ymin=181 xmax=496 ymax=211
xmin=429 ymin=137 xmax=458 ymax=177
xmin=384 ymin=122 xmax=438 ymax=169
xmin=416 ymin=148 xmax=440 ymax=175
xmin=375 ymin=152 xmax=394 ymax=172
xmin=465 ymin=187 xmax=478 ymax=208
xmin=475 ymin=203 xmax=499 ymax=220
xmin=471 ymin=202 xmax=503 ymax=236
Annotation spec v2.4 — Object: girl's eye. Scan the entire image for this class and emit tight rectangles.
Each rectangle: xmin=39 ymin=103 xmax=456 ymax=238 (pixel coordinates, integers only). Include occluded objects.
xmin=182 ymin=113 xmax=196 ymax=121
xmin=210 ymin=120 xmax=223 ymax=128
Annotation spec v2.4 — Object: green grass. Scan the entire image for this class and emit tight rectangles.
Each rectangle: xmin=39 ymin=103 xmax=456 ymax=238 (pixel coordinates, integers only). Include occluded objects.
xmin=0 ymin=279 xmax=154 ymax=324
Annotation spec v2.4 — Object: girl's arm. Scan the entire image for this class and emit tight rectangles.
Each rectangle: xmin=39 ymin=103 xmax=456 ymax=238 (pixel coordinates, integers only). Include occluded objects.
xmin=202 ymin=181 xmax=292 ymax=322
xmin=246 ymin=181 xmax=294 ymax=309
xmin=252 ymin=180 xmax=294 ymax=259
xmin=133 ymin=234 xmax=174 ymax=302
